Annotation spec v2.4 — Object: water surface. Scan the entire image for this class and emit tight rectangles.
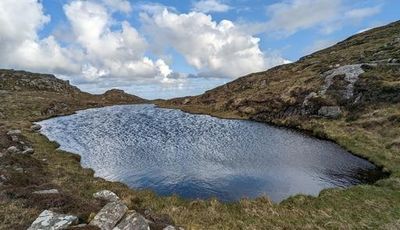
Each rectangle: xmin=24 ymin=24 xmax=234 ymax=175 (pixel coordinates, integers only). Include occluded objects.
xmin=38 ymin=104 xmax=382 ymax=202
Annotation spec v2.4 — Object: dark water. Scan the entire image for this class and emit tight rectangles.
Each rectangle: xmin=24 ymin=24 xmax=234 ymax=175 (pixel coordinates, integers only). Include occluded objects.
xmin=38 ymin=104 xmax=383 ymax=202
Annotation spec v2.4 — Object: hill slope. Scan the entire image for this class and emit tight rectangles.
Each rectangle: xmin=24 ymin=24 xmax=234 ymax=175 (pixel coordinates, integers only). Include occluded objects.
xmin=160 ymin=21 xmax=400 ymax=176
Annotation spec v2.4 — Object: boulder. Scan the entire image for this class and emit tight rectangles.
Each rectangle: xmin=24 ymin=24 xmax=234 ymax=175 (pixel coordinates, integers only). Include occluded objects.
xmin=7 ymin=129 xmax=21 ymax=142
xmin=93 ymin=190 xmax=120 ymax=202
xmin=318 ymin=106 xmax=342 ymax=119
xmin=113 ymin=211 xmax=150 ymax=230
xmin=33 ymin=189 xmax=60 ymax=195
xmin=28 ymin=210 xmax=78 ymax=230
xmin=31 ymin=124 xmax=42 ymax=131
xmin=22 ymin=148 xmax=35 ymax=155
xmin=90 ymin=201 xmax=128 ymax=230
xmin=7 ymin=146 xmax=20 ymax=154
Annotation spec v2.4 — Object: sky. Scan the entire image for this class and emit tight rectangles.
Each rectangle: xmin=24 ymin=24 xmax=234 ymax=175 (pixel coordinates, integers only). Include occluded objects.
xmin=0 ymin=0 xmax=399 ymax=99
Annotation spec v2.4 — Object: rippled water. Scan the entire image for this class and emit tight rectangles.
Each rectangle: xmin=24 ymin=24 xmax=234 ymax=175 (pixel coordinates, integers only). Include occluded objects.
xmin=38 ymin=104 xmax=383 ymax=202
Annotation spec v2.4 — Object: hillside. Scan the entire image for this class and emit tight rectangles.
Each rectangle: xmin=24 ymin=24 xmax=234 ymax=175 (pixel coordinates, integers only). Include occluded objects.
xmin=160 ymin=21 xmax=400 ymax=176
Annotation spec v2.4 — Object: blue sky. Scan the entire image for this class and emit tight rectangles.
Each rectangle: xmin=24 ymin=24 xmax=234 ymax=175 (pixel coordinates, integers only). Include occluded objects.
xmin=1 ymin=0 xmax=399 ymax=99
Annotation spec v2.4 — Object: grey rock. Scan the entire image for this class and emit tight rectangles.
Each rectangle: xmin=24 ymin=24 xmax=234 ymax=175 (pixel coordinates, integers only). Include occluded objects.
xmin=28 ymin=210 xmax=78 ymax=230
xmin=318 ymin=106 xmax=342 ymax=118
xmin=33 ymin=189 xmax=60 ymax=195
xmin=22 ymin=148 xmax=35 ymax=155
xmin=0 ymin=112 xmax=5 ymax=119
xmin=7 ymin=129 xmax=21 ymax=136
xmin=163 ymin=226 xmax=176 ymax=230
xmin=90 ymin=201 xmax=128 ymax=230
xmin=7 ymin=146 xmax=20 ymax=154
xmin=321 ymin=64 xmax=364 ymax=99
xmin=93 ymin=190 xmax=120 ymax=202
xmin=113 ymin=211 xmax=150 ymax=230
xmin=182 ymin=98 xmax=191 ymax=105
xmin=31 ymin=124 xmax=42 ymax=131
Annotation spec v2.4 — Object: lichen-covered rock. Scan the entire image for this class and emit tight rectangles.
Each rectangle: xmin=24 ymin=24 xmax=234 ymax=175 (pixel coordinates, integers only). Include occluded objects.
xmin=318 ymin=106 xmax=342 ymax=118
xmin=90 ymin=201 xmax=128 ymax=230
xmin=93 ymin=190 xmax=120 ymax=202
xmin=28 ymin=210 xmax=78 ymax=230
xmin=113 ymin=211 xmax=150 ymax=230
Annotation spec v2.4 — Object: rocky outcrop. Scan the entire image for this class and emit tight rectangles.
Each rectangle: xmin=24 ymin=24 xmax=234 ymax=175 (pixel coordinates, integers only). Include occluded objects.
xmin=28 ymin=210 xmax=78 ymax=230
xmin=320 ymin=64 xmax=365 ymax=100
xmin=0 ymin=69 xmax=80 ymax=93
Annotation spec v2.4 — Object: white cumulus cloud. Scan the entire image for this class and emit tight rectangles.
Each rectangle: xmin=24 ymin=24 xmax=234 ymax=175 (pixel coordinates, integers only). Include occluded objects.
xmin=0 ymin=0 xmax=79 ymax=74
xmin=141 ymin=9 xmax=287 ymax=78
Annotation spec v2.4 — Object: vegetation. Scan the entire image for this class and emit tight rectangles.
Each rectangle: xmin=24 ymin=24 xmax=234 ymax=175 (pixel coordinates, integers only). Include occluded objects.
xmin=1 ymin=21 xmax=400 ymax=229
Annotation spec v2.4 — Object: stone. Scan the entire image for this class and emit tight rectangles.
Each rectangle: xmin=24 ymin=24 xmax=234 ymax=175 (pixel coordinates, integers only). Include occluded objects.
xmin=7 ymin=130 xmax=21 ymax=142
xmin=22 ymin=148 xmax=35 ymax=155
xmin=113 ymin=211 xmax=150 ymax=230
xmin=163 ymin=226 xmax=176 ymax=230
xmin=28 ymin=210 xmax=78 ymax=230
xmin=33 ymin=189 xmax=60 ymax=195
xmin=31 ymin=124 xmax=42 ymax=131
xmin=93 ymin=190 xmax=120 ymax=202
xmin=318 ymin=106 xmax=342 ymax=119
xmin=89 ymin=201 xmax=128 ymax=230
xmin=7 ymin=129 xmax=21 ymax=136
xmin=6 ymin=146 xmax=20 ymax=154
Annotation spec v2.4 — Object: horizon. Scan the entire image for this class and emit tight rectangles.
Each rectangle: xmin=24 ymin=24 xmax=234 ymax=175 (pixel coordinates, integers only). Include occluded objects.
xmin=1 ymin=0 xmax=399 ymax=99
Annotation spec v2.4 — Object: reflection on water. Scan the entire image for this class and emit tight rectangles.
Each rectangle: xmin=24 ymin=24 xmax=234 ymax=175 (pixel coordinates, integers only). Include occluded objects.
xmin=38 ymin=104 xmax=384 ymax=202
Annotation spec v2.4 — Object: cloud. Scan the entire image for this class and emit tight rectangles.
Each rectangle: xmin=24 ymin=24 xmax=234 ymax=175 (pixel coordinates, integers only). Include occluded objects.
xmin=345 ymin=5 xmax=381 ymax=22
xmin=244 ymin=0 xmax=383 ymax=37
xmin=141 ymin=9 xmax=287 ymax=78
xmin=265 ymin=0 xmax=342 ymax=36
xmin=0 ymin=0 xmax=78 ymax=74
xmin=101 ymin=0 xmax=132 ymax=13
xmin=62 ymin=0 xmax=173 ymax=82
xmin=192 ymin=0 xmax=231 ymax=13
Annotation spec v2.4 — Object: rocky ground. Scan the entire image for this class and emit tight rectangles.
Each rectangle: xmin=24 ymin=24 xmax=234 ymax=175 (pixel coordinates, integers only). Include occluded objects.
xmin=1 ymin=21 xmax=400 ymax=229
